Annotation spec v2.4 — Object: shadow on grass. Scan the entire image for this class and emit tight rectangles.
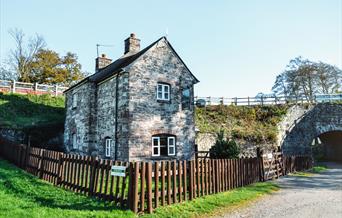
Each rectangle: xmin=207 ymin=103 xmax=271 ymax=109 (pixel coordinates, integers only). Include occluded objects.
xmin=0 ymin=159 xmax=124 ymax=212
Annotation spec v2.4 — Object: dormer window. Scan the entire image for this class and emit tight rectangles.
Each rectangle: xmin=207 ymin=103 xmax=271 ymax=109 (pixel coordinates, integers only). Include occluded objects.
xmin=157 ymin=83 xmax=170 ymax=101
xmin=72 ymin=92 xmax=78 ymax=108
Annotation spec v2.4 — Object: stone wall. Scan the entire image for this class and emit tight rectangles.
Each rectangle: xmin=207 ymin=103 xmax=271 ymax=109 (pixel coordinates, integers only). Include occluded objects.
xmin=195 ymin=132 xmax=274 ymax=157
xmin=125 ymin=38 xmax=196 ymax=161
xmin=282 ymin=103 xmax=342 ymax=155
xmin=64 ymin=82 xmax=95 ymax=155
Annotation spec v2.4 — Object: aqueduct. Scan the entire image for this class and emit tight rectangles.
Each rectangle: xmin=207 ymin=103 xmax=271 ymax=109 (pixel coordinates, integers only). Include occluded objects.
xmin=281 ymin=103 xmax=342 ymax=161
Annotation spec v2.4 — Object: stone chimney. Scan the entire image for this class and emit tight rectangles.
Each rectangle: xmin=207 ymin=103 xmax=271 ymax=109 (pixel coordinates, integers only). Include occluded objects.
xmin=95 ymin=54 xmax=112 ymax=72
xmin=124 ymin=33 xmax=140 ymax=54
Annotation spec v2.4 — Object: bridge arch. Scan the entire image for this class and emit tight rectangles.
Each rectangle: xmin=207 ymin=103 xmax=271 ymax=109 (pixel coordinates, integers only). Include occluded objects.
xmin=281 ymin=103 xmax=342 ymax=159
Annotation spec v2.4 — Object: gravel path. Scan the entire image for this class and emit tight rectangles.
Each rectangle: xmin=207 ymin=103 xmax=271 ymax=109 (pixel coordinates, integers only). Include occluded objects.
xmin=215 ymin=162 xmax=342 ymax=218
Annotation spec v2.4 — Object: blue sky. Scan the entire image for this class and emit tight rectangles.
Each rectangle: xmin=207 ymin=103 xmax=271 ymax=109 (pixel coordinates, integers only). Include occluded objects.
xmin=1 ymin=0 xmax=341 ymax=97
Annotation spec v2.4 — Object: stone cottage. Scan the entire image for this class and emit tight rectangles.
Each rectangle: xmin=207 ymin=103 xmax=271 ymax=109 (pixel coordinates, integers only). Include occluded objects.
xmin=64 ymin=34 xmax=199 ymax=161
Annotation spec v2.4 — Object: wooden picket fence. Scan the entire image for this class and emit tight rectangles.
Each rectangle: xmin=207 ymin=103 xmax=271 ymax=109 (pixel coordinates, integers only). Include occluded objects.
xmin=0 ymin=139 xmax=313 ymax=214
xmin=0 ymin=140 xmax=132 ymax=208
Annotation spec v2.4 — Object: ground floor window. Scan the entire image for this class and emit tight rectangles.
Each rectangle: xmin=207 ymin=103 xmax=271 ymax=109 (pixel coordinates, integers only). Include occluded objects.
xmin=105 ymin=138 xmax=113 ymax=157
xmin=152 ymin=135 xmax=176 ymax=157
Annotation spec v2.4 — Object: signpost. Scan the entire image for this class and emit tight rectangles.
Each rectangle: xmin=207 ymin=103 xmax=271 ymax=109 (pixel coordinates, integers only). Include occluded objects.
xmin=111 ymin=165 xmax=127 ymax=177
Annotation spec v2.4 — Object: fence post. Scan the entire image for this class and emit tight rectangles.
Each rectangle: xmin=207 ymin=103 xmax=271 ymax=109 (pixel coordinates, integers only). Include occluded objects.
xmin=12 ymin=80 xmax=16 ymax=93
xmin=256 ymin=148 xmax=264 ymax=181
xmin=129 ymin=162 xmax=140 ymax=213
xmin=34 ymin=83 xmax=38 ymax=94
xmin=220 ymin=97 xmax=224 ymax=105
xmin=38 ymin=149 xmax=45 ymax=179
xmin=189 ymin=160 xmax=194 ymax=200
xmin=55 ymin=85 xmax=58 ymax=96
xmin=146 ymin=162 xmax=153 ymax=214
xmin=56 ymin=153 xmax=64 ymax=186
xmin=89 ymin=156 xmax=98 ymax=196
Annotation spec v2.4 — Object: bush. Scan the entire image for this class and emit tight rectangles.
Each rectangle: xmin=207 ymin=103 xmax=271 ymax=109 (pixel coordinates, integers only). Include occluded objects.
xmin=209 ymin=130 xmax=240 ymax=159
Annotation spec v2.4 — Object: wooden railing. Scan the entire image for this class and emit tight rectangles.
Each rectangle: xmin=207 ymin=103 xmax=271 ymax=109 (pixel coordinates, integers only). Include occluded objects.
xmin=0 ymin=139 xmax=313 ymax=214
xmin=0 ymin=79 xmax=68 ymax=96
xmin=195 ymin=94 xmax=342 ymax=106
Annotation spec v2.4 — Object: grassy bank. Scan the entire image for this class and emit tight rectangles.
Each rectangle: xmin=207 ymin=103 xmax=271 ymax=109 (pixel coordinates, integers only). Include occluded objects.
xmin=142 ymin=182 xmax=279 ymax=218
xmin=0 ymin=159 xmax=135 ymax=218
xmin=195 ymin=105 xmax=289 ymax=144
xmin=0 ymin=93 xmax=65 ymax=129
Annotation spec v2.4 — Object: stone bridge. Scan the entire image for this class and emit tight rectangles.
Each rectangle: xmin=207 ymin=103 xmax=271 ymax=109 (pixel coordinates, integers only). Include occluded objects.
xmin=280 ymin=103 xmax=342 ymax=160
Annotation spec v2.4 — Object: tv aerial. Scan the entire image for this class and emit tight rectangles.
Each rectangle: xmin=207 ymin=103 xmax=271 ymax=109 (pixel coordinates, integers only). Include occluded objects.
xmin=96 ymin=44 xmax=114 ymax=57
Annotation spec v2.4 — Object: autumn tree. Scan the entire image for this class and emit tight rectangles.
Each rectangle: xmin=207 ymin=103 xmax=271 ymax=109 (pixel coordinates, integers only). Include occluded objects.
xmin=30 ymin=49 xmax=85 ymax=86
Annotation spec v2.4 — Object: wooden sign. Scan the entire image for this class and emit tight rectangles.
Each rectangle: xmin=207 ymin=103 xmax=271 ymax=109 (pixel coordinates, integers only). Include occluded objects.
xmin=111 ymin=165 xmax=126 ymax=177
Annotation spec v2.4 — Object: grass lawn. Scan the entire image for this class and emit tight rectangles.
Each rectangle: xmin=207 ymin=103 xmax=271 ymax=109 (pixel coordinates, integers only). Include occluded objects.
xmin=0 ymin=159 xmax=135 ymax=218
xmin=141 ymin=182 xmax=279 ymax=218
xmin=0 ymin=158 xmax=280 ymax=218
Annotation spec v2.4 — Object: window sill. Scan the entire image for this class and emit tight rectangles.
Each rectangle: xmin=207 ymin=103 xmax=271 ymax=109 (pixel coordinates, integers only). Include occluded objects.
xmin=157 ymin=99 xmax=171 ymax=104
xmin=151 ymin=156 xmax=177 ymax=160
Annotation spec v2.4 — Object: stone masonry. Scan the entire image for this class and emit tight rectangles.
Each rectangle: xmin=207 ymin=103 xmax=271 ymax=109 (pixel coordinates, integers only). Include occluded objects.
xmin=64 ymin=34 xmax=199 ymax=161
xmin=281 ymin=103 xmax=342 ymax=155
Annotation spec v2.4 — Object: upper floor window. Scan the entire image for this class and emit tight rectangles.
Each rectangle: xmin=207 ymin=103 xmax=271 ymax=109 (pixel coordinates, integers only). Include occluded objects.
xmin=72 ymin=92 xmax=78 ymax=108
xmin=105 ymin=138 xmax=113 ymax=157
xmin=157 ymin=83 xmax=170 ymax=101
xmin=152 ymin=134 xmax=176 ymax=157
xmin=181 ymin=88 xmax=191 ymax=110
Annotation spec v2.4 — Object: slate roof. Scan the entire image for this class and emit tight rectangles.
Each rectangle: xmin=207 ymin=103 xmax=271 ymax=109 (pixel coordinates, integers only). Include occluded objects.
xmin=64 ymin=36 xmax=199 ymax=93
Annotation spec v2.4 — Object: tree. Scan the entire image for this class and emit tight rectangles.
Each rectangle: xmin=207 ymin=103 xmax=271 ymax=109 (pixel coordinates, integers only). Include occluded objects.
xmin=209 ymin=130 xmax=240 ymax=159
xmin=9 ymin=28 xmax=46 ymax=82
xmin=30 ymin=49 xmax=85 ymax=86
xmin=7 ymin=29 xmax=85 ymax=85
xmin=0 ymin=65 xmax=16 ymax=80
xmin=272 ymin=56 xmax=342 ymax=102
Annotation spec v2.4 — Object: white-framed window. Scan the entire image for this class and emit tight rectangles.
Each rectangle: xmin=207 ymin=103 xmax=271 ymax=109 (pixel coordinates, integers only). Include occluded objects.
xmin=152 ymin=135 xmax=176 ymax=157
xmin=157 ymin=83 xmax=170 ymax=101
xmin=152 ymin=137 xmax=160 ymax=156
xmin=168 ymin=137 xmax=176 ymax=155
xmin=105 ymin=138 xmax=112 ymax=157
xmin=72 ymin=92 xmax=78 ymax=108
xmin=72 ymin=133 xmax=77 ymax=149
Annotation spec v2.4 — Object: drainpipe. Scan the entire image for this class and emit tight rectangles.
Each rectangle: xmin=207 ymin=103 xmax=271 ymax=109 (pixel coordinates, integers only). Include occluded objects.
xmin=114 ymin=70 xmax=123 ymax=160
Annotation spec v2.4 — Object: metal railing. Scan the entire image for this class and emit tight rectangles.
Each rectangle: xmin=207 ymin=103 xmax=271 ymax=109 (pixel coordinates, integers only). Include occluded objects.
xmin=194 ymin=94 xmax=342 ymax=106
xmin=0 ymin=80 xmax=68 ymax=96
